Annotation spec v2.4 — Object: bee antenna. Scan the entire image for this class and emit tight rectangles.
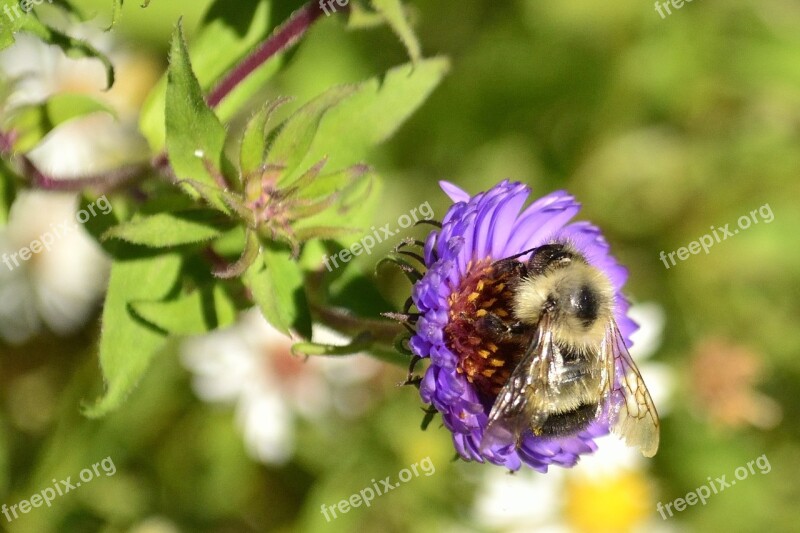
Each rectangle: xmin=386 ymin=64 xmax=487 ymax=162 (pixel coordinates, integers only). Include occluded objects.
xmin=493 ymin=245 xmax=540 ymax=265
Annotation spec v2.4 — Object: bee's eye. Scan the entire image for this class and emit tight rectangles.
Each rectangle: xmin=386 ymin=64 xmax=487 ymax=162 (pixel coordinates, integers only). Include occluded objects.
xmin=571 ymin=285 xmax=599 ymax=326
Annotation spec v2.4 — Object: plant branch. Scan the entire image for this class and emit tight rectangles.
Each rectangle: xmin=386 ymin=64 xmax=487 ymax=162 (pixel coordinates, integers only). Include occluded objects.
xmin=16 ymin=153 xmax=148 ymax=192
xmin=206 ymin=1 xmax=329 ymax=109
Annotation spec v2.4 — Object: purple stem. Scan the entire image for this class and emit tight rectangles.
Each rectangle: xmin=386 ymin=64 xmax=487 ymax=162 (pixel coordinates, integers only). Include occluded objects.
xmin=207 ymin=2 xmax=327 ymax=108
xmin=21 ymin=156 xmax=148 ymax=192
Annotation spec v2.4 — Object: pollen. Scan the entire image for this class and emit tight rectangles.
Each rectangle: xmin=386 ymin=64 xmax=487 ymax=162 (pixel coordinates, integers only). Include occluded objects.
xmin=443 ymin=258 xmax=521 ymax=400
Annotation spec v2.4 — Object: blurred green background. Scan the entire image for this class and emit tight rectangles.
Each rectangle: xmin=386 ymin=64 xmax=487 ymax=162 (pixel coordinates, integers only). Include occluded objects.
xmin=1 ymin=0 xmax=798 ymax=531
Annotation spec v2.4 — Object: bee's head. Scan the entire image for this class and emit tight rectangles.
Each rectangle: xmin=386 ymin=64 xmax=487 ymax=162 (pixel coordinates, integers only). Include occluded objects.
xmin=514 ymin=242 xmax=614 ymax=345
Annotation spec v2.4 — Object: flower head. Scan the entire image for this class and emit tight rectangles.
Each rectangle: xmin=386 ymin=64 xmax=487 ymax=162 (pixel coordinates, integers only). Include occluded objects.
xmin=410 ymin=180 xmax=637 ymax=472
xmin=181 ymin=308 xmax=382 ymax=465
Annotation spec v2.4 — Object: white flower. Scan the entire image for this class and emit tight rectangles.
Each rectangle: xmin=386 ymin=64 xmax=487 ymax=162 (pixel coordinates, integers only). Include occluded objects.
xmin=0 ymin=191 xmax=108 ymax=344
xmin=0 ymin=27 xmax=157 ymax=345
xmin=475 ymin=467 xmax=568 ymax=533
xmin=180 ymin=309 xmax=383 ymax=465
xmin=627 ymin=302 xmax=673 ymax=417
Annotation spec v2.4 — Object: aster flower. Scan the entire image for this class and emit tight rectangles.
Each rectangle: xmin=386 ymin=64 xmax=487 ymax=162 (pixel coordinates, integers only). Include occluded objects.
xmin=180 ymin=308 xmax=383 ymax=465
xmin=407 ymin=180 xmax=640 ymax=472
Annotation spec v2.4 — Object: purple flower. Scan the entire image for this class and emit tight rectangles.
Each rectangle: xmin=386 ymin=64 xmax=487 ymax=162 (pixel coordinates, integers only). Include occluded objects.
xmin=409 ymin=180 xmax=638 ymax=472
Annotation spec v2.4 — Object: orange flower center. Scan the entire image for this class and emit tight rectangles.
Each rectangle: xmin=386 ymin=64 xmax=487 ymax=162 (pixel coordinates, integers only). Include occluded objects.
xmin=445 ymin=258 xmax=522 ymax=399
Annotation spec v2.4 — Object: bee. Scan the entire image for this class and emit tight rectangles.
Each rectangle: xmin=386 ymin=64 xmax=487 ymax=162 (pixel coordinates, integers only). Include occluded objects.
xmin=478 ymin=241 xmax=660 ymax=457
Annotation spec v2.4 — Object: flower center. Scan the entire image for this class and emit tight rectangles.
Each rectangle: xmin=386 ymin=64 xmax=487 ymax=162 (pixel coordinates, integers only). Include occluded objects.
xmin=445 ymin=258 xmax=521 ymax=399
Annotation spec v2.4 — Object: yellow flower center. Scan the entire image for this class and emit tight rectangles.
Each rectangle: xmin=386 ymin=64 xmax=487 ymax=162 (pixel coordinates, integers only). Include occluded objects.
xmin=564 ymin=470 xmax=652 ymax=533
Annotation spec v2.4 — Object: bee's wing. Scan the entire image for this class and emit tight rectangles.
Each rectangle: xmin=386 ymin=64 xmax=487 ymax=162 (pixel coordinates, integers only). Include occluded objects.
xmin=481 ymin=313 xmax=561 ymax=451
xmin=603 ymin=320 xmax=661 ymax=457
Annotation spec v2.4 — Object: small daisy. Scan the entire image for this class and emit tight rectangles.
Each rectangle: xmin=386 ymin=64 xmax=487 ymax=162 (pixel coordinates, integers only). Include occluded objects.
xmin=180 ymin=309 xmax=383 ymax=465
xmin=408 ymin=180 xmax=642 ymax=472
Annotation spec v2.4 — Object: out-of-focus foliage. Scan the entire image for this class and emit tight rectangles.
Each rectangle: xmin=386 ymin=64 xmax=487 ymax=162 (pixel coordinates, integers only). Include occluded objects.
xmin=0 ymin=0 xmax=797 ymax=532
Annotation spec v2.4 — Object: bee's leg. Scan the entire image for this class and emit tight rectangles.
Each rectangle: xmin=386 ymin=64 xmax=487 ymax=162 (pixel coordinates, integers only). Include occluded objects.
xmin=474 ymin=312 xmax=526 ymax=343
xmin=491 ymin=256 xmax=528 ymax=280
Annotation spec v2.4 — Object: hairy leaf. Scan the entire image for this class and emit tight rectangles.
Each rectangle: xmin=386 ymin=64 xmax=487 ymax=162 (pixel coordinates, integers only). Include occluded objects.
xmin=298 ymin=57 xmax=449 ymax=173
xmin=139 ymin=0 xmax=273 ymax=151
xmin=244 ymin=243 xmax=311 ymax=338
xmin=165 ymin=21 xmax=227 ymax=190
xmin=268 ymin=85 xmax=358 ymax=185
xmin=372 ymin=0 xmax=421 ymax=63
xmin=131 ymin=283 xmax=237 ymax=335
xmin=239 ymin=97 xmax=291 ymax=179
xmin=102 ymin=210 xmax=227 ymax=247
xmin=84 ymin=252 xmax=182 ymax=417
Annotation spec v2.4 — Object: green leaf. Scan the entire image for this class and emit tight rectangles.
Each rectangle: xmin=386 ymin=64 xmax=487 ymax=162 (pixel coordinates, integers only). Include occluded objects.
xmin=268 ymin=84 xmax=358 ymax=185
xmin=347 ymin=3 xmax=386 ymax=29
xmin=84 ymin=252 xmax=182 ymax=417
xmin=291 ymin=331 xmax=373 ymax=357
xmin=298 ymin=57 xmax=449 ymax=173
xmin=239 ymin=97 xmax=291 ymax=178
xmin=165 ymin=21 xmax=228 ymax=190
xmin=108 ymin=0 xmax=123 ymax=30
xmin=139 ymin=0 xmax=273 ymax=151
xmin=295 ymin=165 xmax=377 ymax=231
xmin=5 ymin=94 xmax=116 ymax=152
xmin=102 ymin=210 xmax=227 ymax=248
xmin=19 ymin=17 xmax=115 ymax=89
xmin=371 ymin=0 xmax=421 ymax=63
xmin=0 ymin=0 xmax=27 ymax=50
xmin=244 ymin=243 xmax=311 ymax=338
xmin=176 ymin=179 xmax=249 ymax=220
xmin=131 ymin=283 xmax=237 ymax=335
xmin=0 ymin=160 xmax=17 ymax=224
xmin=213 ymin=227 xmax=260 ymax=279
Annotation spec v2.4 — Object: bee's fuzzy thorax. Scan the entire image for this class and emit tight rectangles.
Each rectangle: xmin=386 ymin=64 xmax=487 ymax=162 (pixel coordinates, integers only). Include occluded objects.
xmin=512 ymin=260 xmax=614 ymax=350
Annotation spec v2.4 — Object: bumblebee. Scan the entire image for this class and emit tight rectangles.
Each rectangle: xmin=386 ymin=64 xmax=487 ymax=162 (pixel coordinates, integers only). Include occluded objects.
xmin=478 ymin=241 xmax=660 ymax=457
